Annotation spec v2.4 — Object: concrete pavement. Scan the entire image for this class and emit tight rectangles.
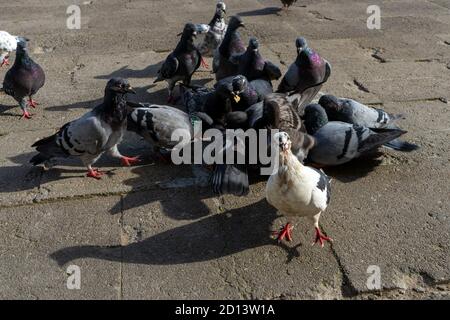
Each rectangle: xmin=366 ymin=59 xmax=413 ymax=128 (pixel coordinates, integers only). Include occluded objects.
xmin=0 ymin=0 xmax=449 ymax=299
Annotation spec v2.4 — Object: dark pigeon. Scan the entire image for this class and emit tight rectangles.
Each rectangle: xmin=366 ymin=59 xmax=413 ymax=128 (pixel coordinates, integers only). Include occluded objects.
xmin=1 ymin=39 xmax=45 ymax=119
xmin=211 ymin=94 xmax=315 ymax=197
xmin=303 ymin=103 xmax=408 ymax=166
xmin=154 ymin=23 xmax=203 ymax=104
xmin=280 ymin=0 xmax=297 ymax=9
xmin=232 ymin=37 xmax=281 ymax=83
xmin=277 ymin=37 xmax=331 ymax=112
xmin=318 ymin=94 xmax=419 ymax=152
xmin=212 ymin=15 xmax=246 ymax=81
xmin=30 ymin=78 xmax=139 ymax=179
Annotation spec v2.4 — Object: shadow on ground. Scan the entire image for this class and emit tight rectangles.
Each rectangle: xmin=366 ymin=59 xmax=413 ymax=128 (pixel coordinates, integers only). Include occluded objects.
xmin=49 ymin=198 xmax=302 ymax=266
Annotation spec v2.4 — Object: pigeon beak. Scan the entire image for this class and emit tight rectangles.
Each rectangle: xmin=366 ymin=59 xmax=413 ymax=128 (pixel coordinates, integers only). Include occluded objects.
xmin=176 ymin=32 xmax=182 ymax=36
xmin=125 ymin=86 xmax=136 ymax=94
xmin=240 ymin=23 xmax=245 ymax=28
xmin=232 ymin=92 xmax=241 ymax=103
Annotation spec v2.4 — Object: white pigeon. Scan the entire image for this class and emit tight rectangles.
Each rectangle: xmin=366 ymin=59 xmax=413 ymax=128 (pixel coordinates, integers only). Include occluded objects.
xmin=266 ymin=131 xmax=332 ymax=247
xmin=0 ymin=31 xmax=25 ymax=67
xmin=198 ymin=1 xmax=227 ymax=58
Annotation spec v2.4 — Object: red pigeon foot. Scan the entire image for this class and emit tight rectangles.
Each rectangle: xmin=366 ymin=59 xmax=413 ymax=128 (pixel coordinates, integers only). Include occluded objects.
xmin=21 ymin=110 xmax=32 ymax=119
xmin=121 ymin=156 xmax=141 ymax=166
xmin=313 ymin=227 xmax=332 ymax=247
xmin=28 ymin=99 xmax=39 ymax=108
xmin=273 ymin=223 xmax=293 ymax=242
xmin=86 ymin=168 xmax=104 ymax=179
xmin=201 ymin=57 xmax=209 ymax=69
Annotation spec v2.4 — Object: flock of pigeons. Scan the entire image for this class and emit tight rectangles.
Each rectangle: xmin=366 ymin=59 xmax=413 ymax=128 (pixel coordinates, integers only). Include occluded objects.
xmin=0 ymin=1 xmax=419 ymax=247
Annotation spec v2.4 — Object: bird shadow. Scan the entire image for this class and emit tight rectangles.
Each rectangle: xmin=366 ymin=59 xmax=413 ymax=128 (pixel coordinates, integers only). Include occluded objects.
xmin=93 ymin=60 xmax=164 ymax=80
xmin=49 ymin=198 xmax=301 ymax=266
xmin=0 ymin=103 xmax=18 ymax=117
xmin=323 ymin=153 xmax=384 ymax=183
xmin=238 ymin=7 xmax=282 ymax=17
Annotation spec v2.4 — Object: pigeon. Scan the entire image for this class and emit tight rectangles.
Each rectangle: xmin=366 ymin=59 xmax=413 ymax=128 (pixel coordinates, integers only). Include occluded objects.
xmin=303 ymin=103 xmax=407 ymax=166
xmin=180 ymin=83 xmax=214 ymax=114
xmin=277 ymin=37 xmax=331 ymax=111
xmin=266 ymin=131 xmax=332 ymax=247
xmin=212 ymin=15 xmax=246 ymax=81
xmin=216 ymin=75 xmax=270 ymax=111
xmin=126 ymin=102 xmax=195 ymax=156
xmin=280 ymin=0 xmax=298 ymax=9
xmin=154 ymin=23 xmax=203 ymax=104
xmin=318 ymin=94 xmax=419 ymax=151
xmin=256 ymin=93 xmax=315 ymax=162
xmin=1 ymin=39 xmax=45 ymax=119
xmin=30 ymin=78 xmax=139 ymax=179
xmin=211 ymin=94 xmax=315 ymax=196
xmin=231 ymin=37 xmax=282 ymax=82
xmin=0 ymin=31 xmax=27 ymax=67
xmin=227 ymin=75 xmax=260 ymax=111
xmin=198 ymin=1 xmax=228 ymax=58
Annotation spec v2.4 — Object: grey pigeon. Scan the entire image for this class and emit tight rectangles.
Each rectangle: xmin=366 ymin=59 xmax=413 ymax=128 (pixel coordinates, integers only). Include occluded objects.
xmin=198 ymin=1 xmax=227 ymax=58
xmin=303 ymin=104 xmax=407 ymax=166
xmin=280 ymin=0 xmax=297 ymax=9
xmin=1 ymin=39 xmax=45 ymax=119
xmin=212 ymin=15 xmax=246 ymax=81
xmin=266 ymin=131 xmax=332 ymax=247
xmin=231 ymin=37 xmax=281 ymax=82
xmin=126 ymin=102 xmax=194 ymax=155
xmin=318 ymin=94 xmax=419 ymax=151
xmin=30 ymin=78 xmax=139 ymax=179
xmin=154 ymin=23 xmax=203 ymax=104
xmin=277 ymin=37 xmax=331 ymax=112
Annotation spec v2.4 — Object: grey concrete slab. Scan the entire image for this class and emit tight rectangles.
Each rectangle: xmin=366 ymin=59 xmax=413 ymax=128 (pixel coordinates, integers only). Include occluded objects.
xmin=0 ymin=196 xmax=122 ymax=299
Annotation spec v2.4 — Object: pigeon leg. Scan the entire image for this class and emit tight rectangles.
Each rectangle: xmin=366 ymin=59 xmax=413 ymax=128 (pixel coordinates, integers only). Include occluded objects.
xmin=121 ymin=156 xmax=141 ymax=166
xmin=272 ymin=222 xmax=293 ymax=242
xmin=200 ymin=57 xmax=209 ymax=69
xmin=86 ymin=167 xmax=104 ymax=179
xmin=28 ymin=97 xmax=39 ymax=108
xmin=1 ymin=56 xmax=10 ymax=67
xmin=19 ymin=100 xmax=32 ymax=119
xmin=312 ymin=213 xmax=332 ymax=247
xmin=107 ymin=145 xmax=141 ymax=166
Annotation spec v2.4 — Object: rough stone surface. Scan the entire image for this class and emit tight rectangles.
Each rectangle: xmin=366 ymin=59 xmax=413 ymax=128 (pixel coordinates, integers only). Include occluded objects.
xmin=0 ymin=0 xmax=449 ymax=299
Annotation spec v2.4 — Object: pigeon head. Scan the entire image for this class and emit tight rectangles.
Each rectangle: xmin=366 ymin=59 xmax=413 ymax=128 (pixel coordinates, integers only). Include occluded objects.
xmin=231 ymin=75 xmax=248 ymax=102
xmin=216 ymin=82 xmax=234 ymax=99
xmin=106 ymin=78 xmax=136 ymax=95
xmin=273 ymin=132 xmax=292 ymax=153
xmin=15 ymin=36 xmax=30 ymax=45
xmin=248 ymin=37 xmax=259 ymax=52
xmin=295 ymin=37 xmax=308 ymax=54
xmin=318 ymin=95 xmax=342 ymax=118
xmin=216 ymin=1 xmax=226 ymax=16
xmin=182 ymin=23 xmax=198 ymax=39
xmin=303 ymin=104 xmax=329 ymax=135
xmin=15 ymin=39 xmax=29 ymax=54
xmin=228 ymin=16 xmax=245 ymax=31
